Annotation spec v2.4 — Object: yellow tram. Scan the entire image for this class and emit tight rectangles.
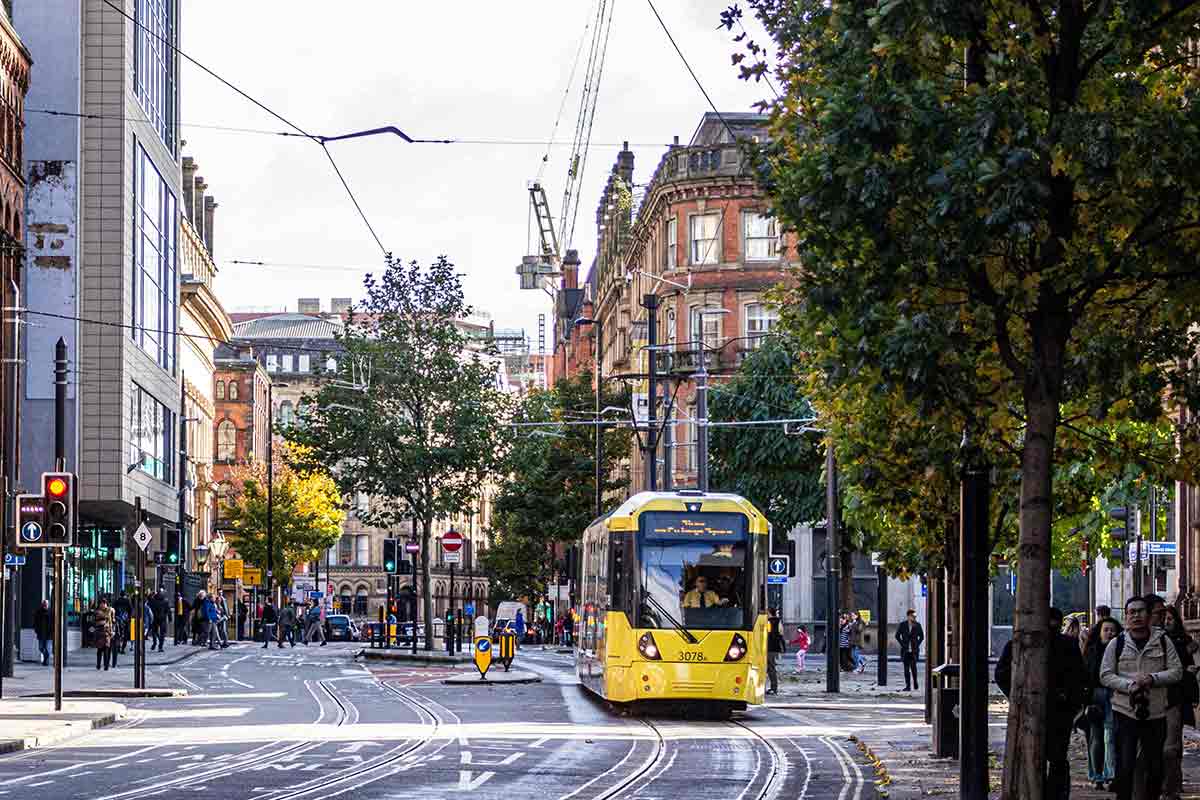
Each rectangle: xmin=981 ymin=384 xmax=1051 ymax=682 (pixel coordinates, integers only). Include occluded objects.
xmin=576 ymin=490 xmax=770 ymax=716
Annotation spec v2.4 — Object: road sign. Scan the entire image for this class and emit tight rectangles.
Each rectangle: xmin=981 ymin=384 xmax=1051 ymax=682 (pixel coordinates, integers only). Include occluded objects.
xmin=465 ymin=603 xmax=475 ymax=616
xmin=443 ymin=551 xmax=461 ymax=565
xmin=159 ymin=564 xmax=177 ymax=577
xmin=767 ymin=556 xmax=789 ymax=580
xmin=132 ymin=523 xmax=153 ymax=552
xmin=243 ymin=567 xmax=262 ymax=586
xmin=4 ymin=553 xmax=25 ymax=566
xmin=19 ymin=521 xmax=42 ymax=544
xmin=224 ymin=559 xmax=244 ymax=581
xmin=1147 ymin=541 xmax=1178 ymax=556
xmin=442 ymin=530 xmax=464 ymax=553
xmin=16 ymin=495 xmax=50 ymax=547
xmin=767 ymin=575 xmax=787 ymax=585
xmin=405 ymin=541 xmax=420 ymax=554
xmin=309 ymin=591 xmax=324 ymax=600
xmin=473 ymin=636 xmax=493 ymax=678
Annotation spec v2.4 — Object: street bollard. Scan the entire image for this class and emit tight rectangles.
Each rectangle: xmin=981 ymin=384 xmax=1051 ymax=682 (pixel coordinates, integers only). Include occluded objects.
xmin=497 ymin=630 xmax=516 ymax=672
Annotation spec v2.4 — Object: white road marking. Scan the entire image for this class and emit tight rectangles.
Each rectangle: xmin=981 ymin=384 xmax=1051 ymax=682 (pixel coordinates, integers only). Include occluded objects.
xmin=456 ymin=770 xmax=494 ymax=790
xmin=229 ymin=678 xmax=254 ymax=689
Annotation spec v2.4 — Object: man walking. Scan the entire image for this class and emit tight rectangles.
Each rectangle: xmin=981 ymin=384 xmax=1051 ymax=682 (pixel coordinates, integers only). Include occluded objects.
xmin=149 ymin=591 xmax=169 ymax=652
xmin=174 ymin=592 xmax=189 ymax=645
xmin=766 ymin=608 xmax=785 ymax=695
xmin=33 ymin=599 xmax=52 ymax=666
xmin=1102 ymin=595 xmax=1182 ymax=800
xmin=304 ymin=602 xmax=326 ymax=646
xmin=996 ymin=607 xmax=1088 ymax=799
xmin=261 ymin=600 xmax=277 ymax=648
xmin=895 ymin=609 xmax=924 ymax=691
xmin=277 ymin=602 xmax=297 ymax=648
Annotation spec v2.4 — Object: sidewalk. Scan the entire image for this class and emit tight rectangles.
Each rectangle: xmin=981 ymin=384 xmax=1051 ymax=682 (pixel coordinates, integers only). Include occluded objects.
xmin=2 ymin=640 xmax=215 ymax=699
xmin=0 ymin=698 xmax=126 ymax=753
xmin=774 ymin=658 xmax=1200 ymax=798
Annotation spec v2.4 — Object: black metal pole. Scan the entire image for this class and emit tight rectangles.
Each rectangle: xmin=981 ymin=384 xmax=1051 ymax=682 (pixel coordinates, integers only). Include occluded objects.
xmin=53 ymin=338 xmax=68 ymax=709
xmin=449 ymin=561 xmax=456 ymax=654
xmin=132 ymin=496 xmax=142 ymax=690
xmin=876 ymin=563 xmax=888 ymax=686
xmin=644 ymin=294 xmax=658 ymax=492
xmin=825 ymin=442 xmax=840 ymax=693
xmin=959 ymin=455 xmax=991 ymax=800
xmin=178 ymin=378 xmax=187 ymax=615
xmin=594 ymin=320 xmax=603 ymax=518
xmin=413 ymin=542 xmax=419 ymax=656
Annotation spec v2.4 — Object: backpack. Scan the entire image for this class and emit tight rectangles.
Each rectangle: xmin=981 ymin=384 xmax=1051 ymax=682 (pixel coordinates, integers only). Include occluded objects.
xmin=1112 ymin=632 xmax=1199 ymax=705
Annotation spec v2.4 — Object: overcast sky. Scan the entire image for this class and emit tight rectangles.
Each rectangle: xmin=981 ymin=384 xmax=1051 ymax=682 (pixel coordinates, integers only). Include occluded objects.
xmin=180 ymin=1 xmax=770 ymax=343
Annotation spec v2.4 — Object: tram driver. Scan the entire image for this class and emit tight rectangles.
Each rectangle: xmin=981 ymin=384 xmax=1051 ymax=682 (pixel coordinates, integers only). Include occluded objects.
xmin=682 ymin=575 xmax=728 ymax=609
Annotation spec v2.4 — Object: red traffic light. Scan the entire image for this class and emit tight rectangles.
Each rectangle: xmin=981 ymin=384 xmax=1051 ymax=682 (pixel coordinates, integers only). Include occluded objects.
xmin=47 ymin=477 xmax=67 ymax=497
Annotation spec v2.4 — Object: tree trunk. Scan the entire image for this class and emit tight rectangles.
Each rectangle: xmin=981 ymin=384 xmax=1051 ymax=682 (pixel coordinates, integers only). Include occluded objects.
xmin=840 ymin=548 xmax=855 ymax=613
xmin=944 ymin=518 xmax=961 ymax=663
xmin=421 ymin=515 xmax=434 ymax=650
xmin=1000 ymin=336 xmax=1065 ymax=800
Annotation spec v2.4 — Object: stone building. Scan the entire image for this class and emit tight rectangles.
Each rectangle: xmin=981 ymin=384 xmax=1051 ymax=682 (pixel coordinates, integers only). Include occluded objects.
xmin=17 ymin=0 xmax=183 ymax=647
xmin=211 ymin=345 xmax=270 ymax=489
xmin=179 ymin=155 xmax=233 ymax=577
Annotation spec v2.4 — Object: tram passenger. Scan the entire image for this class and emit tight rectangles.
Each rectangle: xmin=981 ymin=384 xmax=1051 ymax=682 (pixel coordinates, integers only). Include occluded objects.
xmin=682 ymin=575 xmax=726 ymax=608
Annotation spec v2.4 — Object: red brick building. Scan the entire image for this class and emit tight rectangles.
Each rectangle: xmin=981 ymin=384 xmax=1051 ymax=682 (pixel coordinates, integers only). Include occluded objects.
xmin=554 ymin=113 xmax=790 ymax=496
xmin=211 ymin=344 xmax=271 ymax=493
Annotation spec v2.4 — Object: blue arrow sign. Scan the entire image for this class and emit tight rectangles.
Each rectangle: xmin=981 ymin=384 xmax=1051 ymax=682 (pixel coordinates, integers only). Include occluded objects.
xmin=767 ymin=557 xmax=789 ymax=577
xmin=19 ymin=521 xmax=42 ymax=543
xmin=3 ymin=553 xmax=25 ymax=566
xmin=476 ymin=638 xmax=491 ymax=653
xmin=465 ymin=604 xmax=475 ymax=616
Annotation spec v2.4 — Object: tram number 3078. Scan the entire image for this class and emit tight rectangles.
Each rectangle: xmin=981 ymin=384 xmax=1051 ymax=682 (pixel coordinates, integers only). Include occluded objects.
xmin=679 ymin=651 xmax=706 ymax=662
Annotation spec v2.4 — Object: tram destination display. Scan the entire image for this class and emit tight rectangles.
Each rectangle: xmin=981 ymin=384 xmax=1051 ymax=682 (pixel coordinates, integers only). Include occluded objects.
xmin=641 ymin=511 xmax=747 ymax=539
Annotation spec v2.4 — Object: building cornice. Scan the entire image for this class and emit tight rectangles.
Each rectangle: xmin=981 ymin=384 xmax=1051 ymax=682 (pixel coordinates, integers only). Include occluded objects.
xmin=182 ymin=280 xmax=235 ymax=343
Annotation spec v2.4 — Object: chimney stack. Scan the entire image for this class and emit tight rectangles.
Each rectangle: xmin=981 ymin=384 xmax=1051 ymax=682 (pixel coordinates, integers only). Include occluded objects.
xmin=562 ymin=249 xmax=581 ymax=290
xmin=192 ymin=176 xmax=207 ymax=243
xmin=330 ymin=297 xmax=352 ymax=316
xmin=182 ymin=157 xmax=197 ymax=222
xmin=203 ymin=196 xmax=217 ymax=257
xmin=298 ymin=298 xmax=320 ymax=315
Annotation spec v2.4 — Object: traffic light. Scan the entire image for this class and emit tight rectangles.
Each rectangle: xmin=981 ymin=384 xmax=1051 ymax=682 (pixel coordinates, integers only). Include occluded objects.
xmin=165 ymin=529 xmax=181 ymax=564
xmin=383 ymin=538 xmax=398 ymax=573
xmin=1109 ymin=507 xmax=1129 ymax=541
xmin=42 ymin=472 xmax=74 ymax=546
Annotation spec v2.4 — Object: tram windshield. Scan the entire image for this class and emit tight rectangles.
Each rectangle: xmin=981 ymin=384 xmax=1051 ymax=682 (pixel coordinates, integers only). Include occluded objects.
xmin=638 ymin=511 xmax=754 ymax=631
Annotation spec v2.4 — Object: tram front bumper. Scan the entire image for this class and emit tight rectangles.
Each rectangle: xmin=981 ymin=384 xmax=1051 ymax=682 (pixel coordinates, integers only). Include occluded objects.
xmin=628 ymin=660 xmax=764 ymax=704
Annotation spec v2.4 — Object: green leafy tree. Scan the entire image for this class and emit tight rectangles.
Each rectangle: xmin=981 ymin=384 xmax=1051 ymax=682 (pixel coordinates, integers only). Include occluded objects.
xmin=288 ymin=256 xmax=509 ymax=647
xmin=483 ymin=372 xmax=630 ymax=604
xmin=726 ymin=3 xmax=1200 ymax=794
xmin=220 ymin=443 xmax=345 ymax=582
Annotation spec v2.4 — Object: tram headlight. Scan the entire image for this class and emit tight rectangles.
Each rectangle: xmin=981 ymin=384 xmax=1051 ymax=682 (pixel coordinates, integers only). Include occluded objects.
xmin=724 ymin=633 xmax=748 ymax=662
xmin=638 ymin=632 xmax=662 ymax=660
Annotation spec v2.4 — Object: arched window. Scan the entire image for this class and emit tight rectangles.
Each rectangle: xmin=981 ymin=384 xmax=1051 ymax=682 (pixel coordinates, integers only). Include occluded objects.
xmin=354 ymin=586 xmax=369 ymax=616
xmin=278 ymin=400 xmax=294 ymax=426
xmin=228 ymin=380 xmax=239 ymax=400
xmin=215 ymin=380 xmax=225 ymax=400
xmin=216 ymin=420 xmax=236 ymax=462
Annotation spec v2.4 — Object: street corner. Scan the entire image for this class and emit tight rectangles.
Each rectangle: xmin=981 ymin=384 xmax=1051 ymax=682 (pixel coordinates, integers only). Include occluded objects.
xmin=442 ymin=670 xmax=541 ymax=686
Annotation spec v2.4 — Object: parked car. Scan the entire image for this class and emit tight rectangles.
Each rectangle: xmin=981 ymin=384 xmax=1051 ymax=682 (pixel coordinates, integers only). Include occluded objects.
xmin=325 ymin=614 xmax=359 ymax=642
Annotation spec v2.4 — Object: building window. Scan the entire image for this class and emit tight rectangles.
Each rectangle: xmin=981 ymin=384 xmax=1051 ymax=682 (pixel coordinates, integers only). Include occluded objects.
xmin=298 ymin=354 xmax=311 ymax=373
xmin=129 ymin=384 xmax=174 ymax=483
xmin=664 ymin=216 xmax=677 ymax=269
xmin=216 ymin=419 xmax=236 ymax=462
xmin=689 ymin=305 xmax=722 ymax=350
xmin=281 ymin=354 xmax=294 ymax=372
xmin=666 ymin=308 xmax=677 ymax=347
xmin=266 ymin=354 xmax=278 ymax=373
xmin=743 ymin=212 xmax=780 ymax=261
xmin=325 ymin=356 xmax=337 ymax=373
xmin=744 ymin=302 xmax=779 ymax=346
xmin=338 ymin=535 xmax=354 ymax=566
xmin=354 ymin=588 xmax=369 ymax=616
xmin=356 ymin=535 xmax=370 ymax=567
xmin=133 ymin=0 xmax=176 ymax=151
xmin=215 ymin=380 xmax=224 ymax=400
xmin=689 ymin=213 xmax=720 ymax=265
xmin=228 ymin=380 xmax=239 ymax=401
xmin=278 ymin=400 xmax=294 ymax=426
xmin=132 ymin=143 xmax=177 ymax=372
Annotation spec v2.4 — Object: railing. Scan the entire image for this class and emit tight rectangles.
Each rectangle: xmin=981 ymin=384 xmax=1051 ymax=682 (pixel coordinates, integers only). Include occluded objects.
xmin=661 ymin=144 xmax=748 ymax=182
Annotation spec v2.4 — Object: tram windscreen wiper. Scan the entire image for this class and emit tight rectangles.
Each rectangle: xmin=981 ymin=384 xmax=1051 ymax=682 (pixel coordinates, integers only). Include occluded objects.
xmin=642 ymin=591 xmax=699 ymax=644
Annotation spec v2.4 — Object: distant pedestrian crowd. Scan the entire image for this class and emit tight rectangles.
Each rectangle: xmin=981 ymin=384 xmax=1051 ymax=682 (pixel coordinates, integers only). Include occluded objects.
xmin=996 ymin=596 xmax=1198 ymax=800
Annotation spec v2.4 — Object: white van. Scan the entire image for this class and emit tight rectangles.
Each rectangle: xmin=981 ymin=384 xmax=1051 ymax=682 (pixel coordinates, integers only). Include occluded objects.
xmin=492 ymin=601 xmax=528 ymax=639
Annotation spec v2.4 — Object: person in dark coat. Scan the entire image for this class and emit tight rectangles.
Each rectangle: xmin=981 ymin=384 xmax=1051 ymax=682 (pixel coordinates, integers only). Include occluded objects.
xmin=1162 ymin=604 xmax=1197 ymax=799
xmin=33 ymin=599 xmax=52 ymax=666
xmin=1083 ymin=616 xmax=1121 ymax=788
xmin=895 ymin=609 xmax=924 ymax=691
xmin=174 ymin=593 xmax=189 ymax=645
xmin=766 ymin=608 xmax=786 ymax=695
xmin=996 ymin=607 xmax=1088 ymax=800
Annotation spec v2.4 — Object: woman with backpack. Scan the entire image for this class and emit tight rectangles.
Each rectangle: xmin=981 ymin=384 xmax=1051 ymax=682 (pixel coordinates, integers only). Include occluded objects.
xmin=1083 ymin=616 xmax=1121 ymax=789
xmin=1162 ymin=605 xmax=1197 ymax=800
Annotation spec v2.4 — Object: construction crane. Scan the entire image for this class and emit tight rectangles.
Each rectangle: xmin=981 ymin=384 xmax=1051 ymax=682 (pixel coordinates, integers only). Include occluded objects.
xmin=517 ymin=0 xmax=616 ymax=293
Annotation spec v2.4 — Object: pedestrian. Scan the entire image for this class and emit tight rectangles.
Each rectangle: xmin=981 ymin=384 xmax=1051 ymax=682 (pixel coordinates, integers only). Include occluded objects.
xmin=94 ymin=598 xmax=115 ymax=671
xmin=215 ymin=594 xmax=230 ymax=648
xmin=766 ymin=608 xmax=785 ymax=695
xmin=175 ymin=593 xmax=189 ymax=645
xmin=996 ymin=607 xmax=1088 ymax=799
xmin=895 ymin=608 xmax=924 ymax=691
xmin=789 ymin=625 xmax=810 ymax=670
xmin=1161 ymin=604 xmax=1198 ymax=800
xmin=1101 ymin=595 xmax=1183 ymax=800
xmin=237 ymin=595 xmax=249 ymax=641
xmin=192 ymin=591 xmax=207 ymax=645
xmin=33 ymin=599 xmax=52 ymax=666
xmin=203 ymin=592 xmax=220 ymax=650
xmin=260 ymin=600 xmax=277 ymax=648
xmin=838 ymin=613 xmax=853 ymax=671
xmin=113 ymin=590 xmax=131 ymax=654
xmin=850 ymin=611 xmax=867 ymax=673
xmin=304 ymin=602 xmax=326 ymax=646
xmin=514 ymin=609 xmax=526 ymax=646
xmin=1083 ymin=616 xmax=1121 ymax=789
xmin=149 ymin=591 xmax=168 ymax=652
xmin=277 ymin=602 xmax=297 ymax=648
xmin=140 ymin=594 xmax=153 ymax=650
xmin=1064 ymin=614 xmax=1083 ymax=653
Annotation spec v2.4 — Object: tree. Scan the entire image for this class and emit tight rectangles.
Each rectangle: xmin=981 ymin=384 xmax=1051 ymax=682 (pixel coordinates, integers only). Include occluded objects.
xmin=220 ymin=442 xmax=344 ymax=582
xmin=727 ymin=3 xmax=1200 ymax=795
xmin=483 ymin=372 xmax=630 ymax=604
xmin=288 ymin=256 xmax=509 ymax=647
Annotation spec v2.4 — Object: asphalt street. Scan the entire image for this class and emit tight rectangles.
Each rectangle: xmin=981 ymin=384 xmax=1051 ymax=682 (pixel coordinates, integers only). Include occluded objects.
xmin=0 ymin=642 xmax=879 ymax=799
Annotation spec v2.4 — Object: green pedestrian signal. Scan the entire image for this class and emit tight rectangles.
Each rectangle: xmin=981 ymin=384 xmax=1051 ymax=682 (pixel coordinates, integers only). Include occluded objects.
xmin=383 ymin=538 xmax=398 ymax=574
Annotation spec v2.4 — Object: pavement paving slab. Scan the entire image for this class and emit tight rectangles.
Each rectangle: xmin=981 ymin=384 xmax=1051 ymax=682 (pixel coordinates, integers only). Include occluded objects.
xmin=0 ymin=698 xmax=125 ymax=753
xmin=442 ymin=670 xmax=541 ymax=685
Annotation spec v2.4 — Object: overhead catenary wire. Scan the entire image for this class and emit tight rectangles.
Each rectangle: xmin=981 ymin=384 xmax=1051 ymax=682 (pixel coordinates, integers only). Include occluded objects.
xmin=98 ymin=0 xmax=387 ymax=257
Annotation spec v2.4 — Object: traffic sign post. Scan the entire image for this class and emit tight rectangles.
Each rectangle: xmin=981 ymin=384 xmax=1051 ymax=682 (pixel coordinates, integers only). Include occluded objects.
xmin=443 ymin=531 xmax=464 ymax=654
xmin=767 ymin=555 xmax=789 ymax=585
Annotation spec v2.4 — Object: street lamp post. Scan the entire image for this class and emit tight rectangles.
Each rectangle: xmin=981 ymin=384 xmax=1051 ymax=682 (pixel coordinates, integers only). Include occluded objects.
xmin=573 ymin=317 xmax=604 ymax=518
xmin=209 ymin=536 xmax=230 ymax=642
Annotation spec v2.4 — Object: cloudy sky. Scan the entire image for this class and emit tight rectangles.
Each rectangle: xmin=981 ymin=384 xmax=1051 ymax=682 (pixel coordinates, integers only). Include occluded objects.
xmin=180 ymin=1 xmax=770 ymax=341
